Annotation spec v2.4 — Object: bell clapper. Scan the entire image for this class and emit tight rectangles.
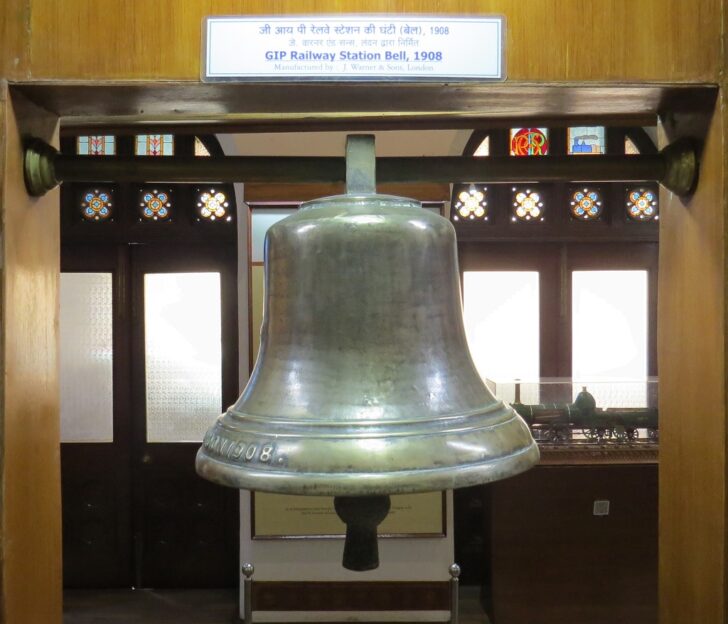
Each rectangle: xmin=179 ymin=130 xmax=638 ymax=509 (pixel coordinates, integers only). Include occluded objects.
xmin=334 ymin=495 xmax=391 ymax=571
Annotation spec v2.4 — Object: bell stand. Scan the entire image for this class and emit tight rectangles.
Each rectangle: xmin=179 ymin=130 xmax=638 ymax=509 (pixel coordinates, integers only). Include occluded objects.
xmin=23 ymin=135 xmax=699 ymax=198
xmin=239 ymin=562 xmax=462 ymax=624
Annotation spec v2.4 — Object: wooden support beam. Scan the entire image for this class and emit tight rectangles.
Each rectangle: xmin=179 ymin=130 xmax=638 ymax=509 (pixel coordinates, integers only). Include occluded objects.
xmin=0 ymin=84 xmax=62 ymax=623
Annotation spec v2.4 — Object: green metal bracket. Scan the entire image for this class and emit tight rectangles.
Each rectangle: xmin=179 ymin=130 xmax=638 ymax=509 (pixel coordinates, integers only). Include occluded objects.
xmin=24 ymin=138 xmax=60 ymax=197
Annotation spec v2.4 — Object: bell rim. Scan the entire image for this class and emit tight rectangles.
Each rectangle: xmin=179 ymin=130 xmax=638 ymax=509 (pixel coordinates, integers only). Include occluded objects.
xmin=195 ymin=440 xmax=539 ymax=497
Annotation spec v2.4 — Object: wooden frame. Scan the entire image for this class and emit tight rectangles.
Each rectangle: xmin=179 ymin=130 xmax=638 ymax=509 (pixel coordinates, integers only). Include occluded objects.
xmin=0 ymin=77 xmax=725 ymax=623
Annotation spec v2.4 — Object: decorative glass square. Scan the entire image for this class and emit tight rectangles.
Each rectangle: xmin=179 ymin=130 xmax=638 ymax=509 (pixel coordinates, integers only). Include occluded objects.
xmin=77 ymin=135 xmax=115 ymax=156
xmin=567 ymin=127 xmax=605 ymax=155
xmin=512 ymin=187 xmax=544 ymax=222
xmin=196 ymin=187 xmax=231 ymax=221
xmin=626 ymin=187 xmax=658 ymax=221
xmin=510 ymin=128 xmax=549 ymax=156
xmin=139 ymin=188 xmax=173 ymax=221
xmin=451 ymin=184 xmax=488 ymax=222
xmin=195 ymin=137 xmax=211 ymax=156
xmin=569 ymin=187 xmax=603 ymax=220
xmin=135 ymin=134 xmax=174 ymax=156
xmin=80 ymin=187 xmax=113 ymax=221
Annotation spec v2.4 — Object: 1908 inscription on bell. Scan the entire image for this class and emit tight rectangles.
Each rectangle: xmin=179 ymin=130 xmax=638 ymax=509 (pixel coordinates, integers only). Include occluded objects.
xmin=196 ymin=136 xmax=538 ymax=498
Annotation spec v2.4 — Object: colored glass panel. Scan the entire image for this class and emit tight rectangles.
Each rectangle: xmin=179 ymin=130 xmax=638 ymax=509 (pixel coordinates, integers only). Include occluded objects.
xmin=195 ymin=137 xmax=211 ymax=156
xmin=509 ymin=127 xmax=549 ymax=156
xmin=452 ymin=184 xmax=488 ymax=222
xmin=626 ymin=187 xmax=659 ymax=221
xmin=511 ymin=187 xmax=544 ymax=221
xmin=135 ymin=134 xmax=174 ymax=156
xmin=567 ymin=126 xmax=605 ymax=155
xmin=77 ymin=135 xmax=116 ymax=156
xmin=197 ymin=188 xmax=230 ymax=221
xmin=139 ymin=188 xmax=172 ymax=220
xmin=569 ymin=187 xmax=603 ymax=220
xmin=80 ymin=187 xmax=113 ymax=221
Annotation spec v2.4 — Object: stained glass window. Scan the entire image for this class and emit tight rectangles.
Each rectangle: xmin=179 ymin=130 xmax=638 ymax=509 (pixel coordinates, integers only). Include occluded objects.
xmin=512 ymin=187 xmax=544 ymax=222
xmin=451 ymin=184 xmax=488 ymax=222
xmin=80 ymin=187 xmax=113 ymax=221
xmin=510 ymin=128 xmax=549 ymax=156
xmin=139 ymin=188 xmax=173 ymax=221
xmin=195 ymin=137 xmax=211 ymax=157
xmin=77 ymin=135 xmax=115 ymax=156
xmin=569 ymin=187 xmax=603 ymax=220
xmin=196 ymin=188 xmax=231 ymax=221
xmin=626 ymin=187 xmax=658 ymax=221
xmin=473 ymin=136 xmax=490 ymax=157
xmin=135 ymin=134 xmax=174 ymax=156
xmin=567 ymin=127 xmax=605 ymax=155
xmin=625 ymin=136 xmax=640 ymax=155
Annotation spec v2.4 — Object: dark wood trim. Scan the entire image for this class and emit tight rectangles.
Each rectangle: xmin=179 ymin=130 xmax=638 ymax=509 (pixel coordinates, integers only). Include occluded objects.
xmin=60 ymin=115 xmax=660 ymax=136
xmin=538 ymin=445 xmax=658 ymax=465
xmin=252 ymin=581 xmax=449 ymax=611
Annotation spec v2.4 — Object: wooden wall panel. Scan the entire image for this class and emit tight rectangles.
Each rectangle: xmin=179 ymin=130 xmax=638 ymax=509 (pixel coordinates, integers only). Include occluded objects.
xmin=10 ymin=0 xmax=719 ymax=83
xmin=657 ymin=102 xmax=727 ymax=623
xmin=0 ymin=1 xmax=29 ymax=79
xmin=0 ymin=87 xmax=62 ymax=623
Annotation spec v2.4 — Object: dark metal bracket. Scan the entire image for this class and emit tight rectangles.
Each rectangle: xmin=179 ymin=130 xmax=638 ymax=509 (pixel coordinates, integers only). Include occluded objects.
xmin=23 ymin=136 xmax=699 ymax=198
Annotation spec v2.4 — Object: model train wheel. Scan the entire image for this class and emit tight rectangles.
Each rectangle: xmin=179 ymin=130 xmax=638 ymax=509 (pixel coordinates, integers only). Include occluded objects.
xmin=556 ymin=427 xmax=572 ymax=442
xmin=583 ymin=428 xmax=598 ymax=441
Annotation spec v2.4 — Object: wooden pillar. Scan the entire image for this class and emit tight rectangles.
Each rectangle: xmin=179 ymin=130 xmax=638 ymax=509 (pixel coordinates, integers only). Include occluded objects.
xmin=658 ymin=97 xmax=727 ymax=623
xmin=0 ymin=84 xmax=62 ymax=623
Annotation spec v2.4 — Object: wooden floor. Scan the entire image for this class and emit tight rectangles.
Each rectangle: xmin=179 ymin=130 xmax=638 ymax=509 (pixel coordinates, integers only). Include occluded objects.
xmin=63 ymin=586 xmax=489 ymax=624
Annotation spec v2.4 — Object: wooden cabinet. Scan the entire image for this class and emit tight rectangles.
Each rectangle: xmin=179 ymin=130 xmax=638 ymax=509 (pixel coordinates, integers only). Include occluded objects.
xmin=489 ymin=463 xmax=657 ymax=624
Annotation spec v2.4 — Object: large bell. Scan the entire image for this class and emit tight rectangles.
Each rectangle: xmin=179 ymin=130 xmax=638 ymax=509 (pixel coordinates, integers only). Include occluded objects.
xmin=196 ymin=136 xmax=538 ymax=569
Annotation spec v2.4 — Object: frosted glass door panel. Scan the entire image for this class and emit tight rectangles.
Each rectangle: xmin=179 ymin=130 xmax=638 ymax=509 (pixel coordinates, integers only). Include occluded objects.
xmin=572 ymin=270 xmax=648 ymax=406
xmin=60 ymin=273 xmax=114 ymax=443
xmin=145 ymin=273 xmax=222 ymax=442
xmin=463 ymin=271 xmax=540 ymax=403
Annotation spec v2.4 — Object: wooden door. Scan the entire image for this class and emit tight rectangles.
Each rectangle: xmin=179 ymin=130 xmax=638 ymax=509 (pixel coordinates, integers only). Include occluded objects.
xmin=60 ymin=242 xmax=239 ymax=588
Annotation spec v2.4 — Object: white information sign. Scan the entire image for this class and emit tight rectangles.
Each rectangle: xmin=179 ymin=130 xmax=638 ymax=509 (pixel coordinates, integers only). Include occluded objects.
xmin=204 ymin=15 xmax=504 ymax=81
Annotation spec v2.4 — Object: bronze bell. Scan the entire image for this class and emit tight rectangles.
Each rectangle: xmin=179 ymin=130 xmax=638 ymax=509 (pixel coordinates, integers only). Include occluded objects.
xmin=196 ymin=135 xmax=538 ymax=570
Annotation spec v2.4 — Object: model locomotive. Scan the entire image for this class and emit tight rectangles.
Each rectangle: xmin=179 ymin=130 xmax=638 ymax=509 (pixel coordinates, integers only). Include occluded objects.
xmin=512 ymin=387 xmax=658 ymax=444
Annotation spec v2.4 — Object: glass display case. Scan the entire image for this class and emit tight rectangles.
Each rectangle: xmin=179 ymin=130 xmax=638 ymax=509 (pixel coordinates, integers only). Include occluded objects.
xmin=486 ymin=378 xmax=658 ymax=446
